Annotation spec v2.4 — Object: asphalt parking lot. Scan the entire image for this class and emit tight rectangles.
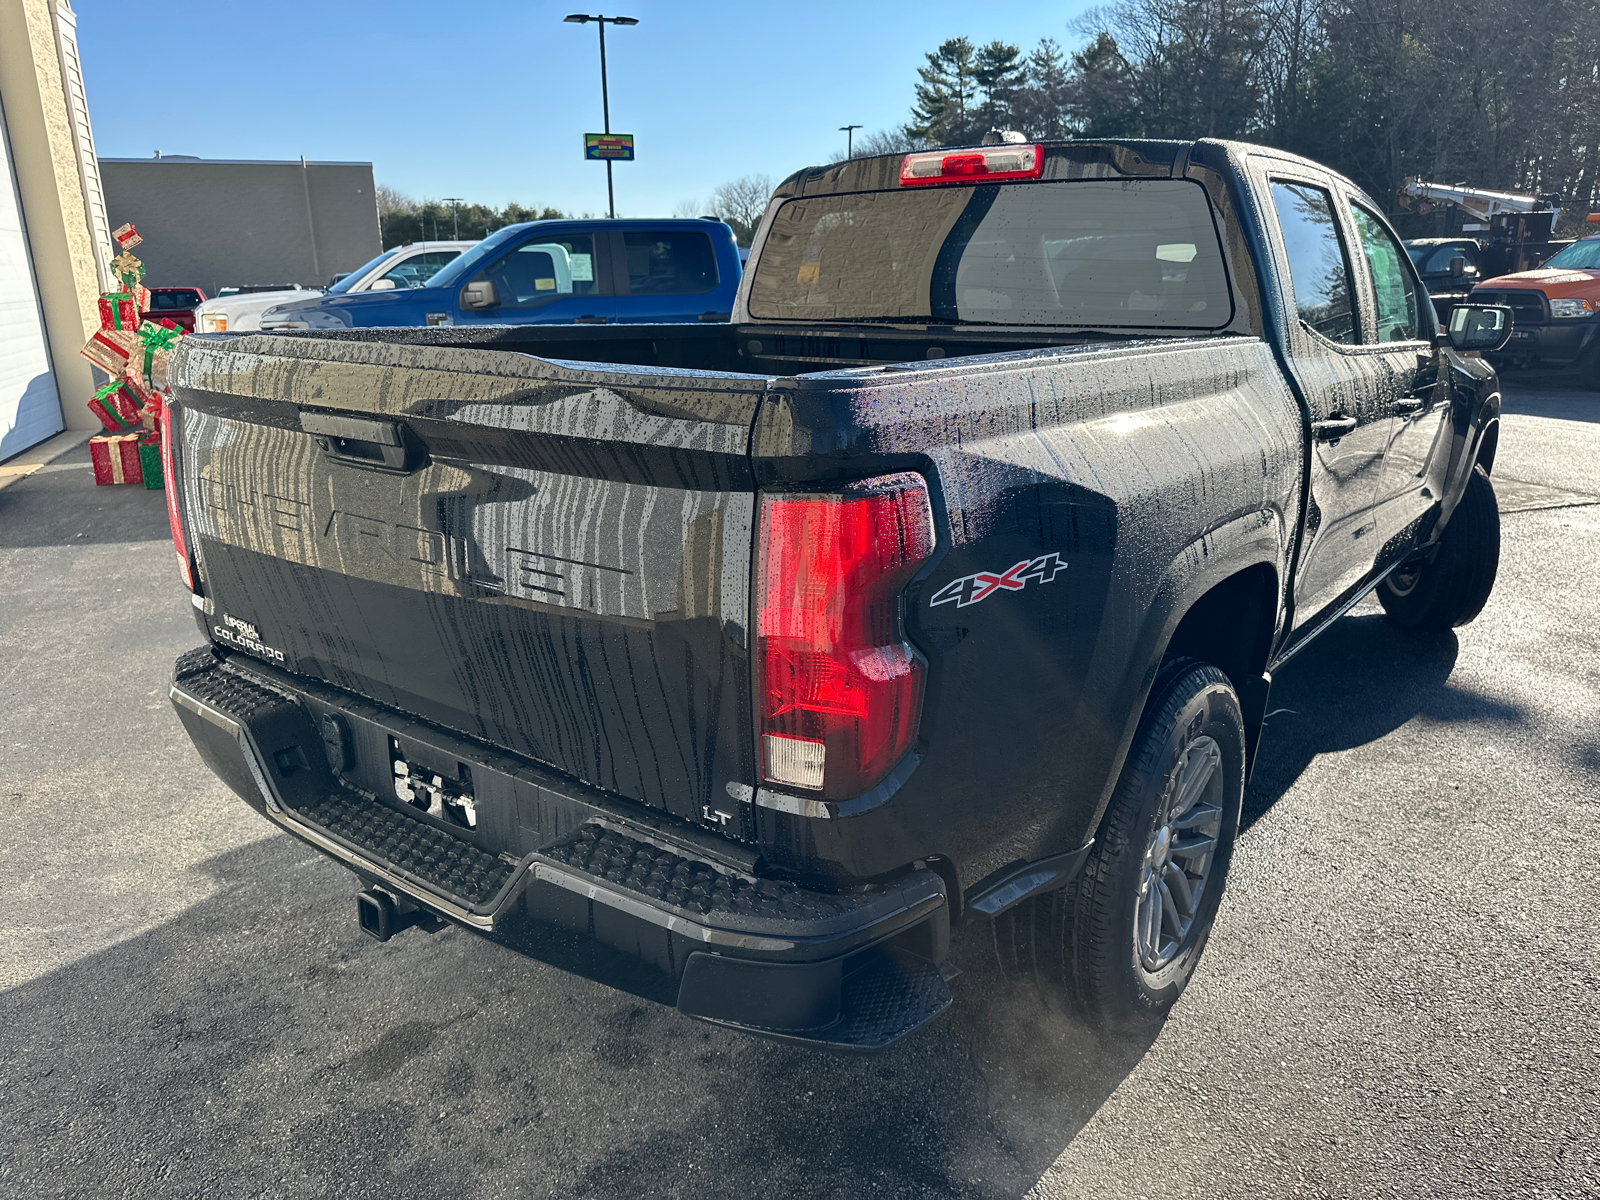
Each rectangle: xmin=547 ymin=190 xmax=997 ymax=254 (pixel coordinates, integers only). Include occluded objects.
xmin=2 ymin=381 xmax=1597 ymax=1200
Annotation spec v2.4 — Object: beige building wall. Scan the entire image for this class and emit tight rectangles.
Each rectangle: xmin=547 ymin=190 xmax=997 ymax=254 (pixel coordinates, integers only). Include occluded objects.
xmin=0 ymin=0 xmax=109 ymax=433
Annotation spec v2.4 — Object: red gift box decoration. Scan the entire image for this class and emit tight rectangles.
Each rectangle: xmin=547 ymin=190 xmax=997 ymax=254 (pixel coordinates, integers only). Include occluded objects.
xmin=98 ymin=292 xmax=140 ymax=331
xmin=81 ymin=328 xmax=137 ymax=375
xmin=87 ymin=380 xmax=143 ymax=432
xmin=89 ymin=433 xmax=144 ymax=485
xmin=112 ymin=222 xmax=143 ymax=251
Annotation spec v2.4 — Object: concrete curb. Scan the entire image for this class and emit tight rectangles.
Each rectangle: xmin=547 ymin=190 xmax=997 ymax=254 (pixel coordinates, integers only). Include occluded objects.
xmin=0 ymin=428 xmax=94 ymax=493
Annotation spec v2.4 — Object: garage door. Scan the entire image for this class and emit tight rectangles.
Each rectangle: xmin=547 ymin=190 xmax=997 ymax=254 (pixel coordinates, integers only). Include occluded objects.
xmin=0 ymin=99 xmax=64 ymax=461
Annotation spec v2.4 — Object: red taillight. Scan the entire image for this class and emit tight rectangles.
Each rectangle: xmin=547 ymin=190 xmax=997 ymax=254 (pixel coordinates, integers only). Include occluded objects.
xmin=900 ymin=144 xmax=1044 ymax=187
xmin=757 ymin=473 xmax=935 ymax=798
xmin=157 ymin=397 xmax=195 ymax=591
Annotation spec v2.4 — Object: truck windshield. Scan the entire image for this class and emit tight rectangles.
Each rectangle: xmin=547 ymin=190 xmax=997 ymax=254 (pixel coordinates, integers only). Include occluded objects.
xmin=1541 ymin=239 xmax=1600 ymax=270
xmin=749 ymin=179 xmax=1232 ymax=328
xmin=327 ymin=249 xmax=399 ymax=294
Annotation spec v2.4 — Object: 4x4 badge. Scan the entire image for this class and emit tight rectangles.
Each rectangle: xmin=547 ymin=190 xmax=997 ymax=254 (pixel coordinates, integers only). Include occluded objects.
xmin=929 ymin=552 xmax=1067 ymax=608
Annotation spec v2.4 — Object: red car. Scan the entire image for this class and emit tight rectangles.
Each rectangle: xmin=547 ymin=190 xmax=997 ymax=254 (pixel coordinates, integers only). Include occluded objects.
xmin=141 ymin=286 xmax=207 ymax=333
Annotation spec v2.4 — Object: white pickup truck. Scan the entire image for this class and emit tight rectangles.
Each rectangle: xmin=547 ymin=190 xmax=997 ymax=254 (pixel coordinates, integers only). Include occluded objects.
xmin=193 ymin=241 xmax=475 ymax=332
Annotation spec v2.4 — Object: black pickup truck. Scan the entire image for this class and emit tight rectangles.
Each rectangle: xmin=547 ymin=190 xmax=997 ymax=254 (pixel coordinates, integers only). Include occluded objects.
xmin=163 ymin=138 xmax=1510 ymax=1050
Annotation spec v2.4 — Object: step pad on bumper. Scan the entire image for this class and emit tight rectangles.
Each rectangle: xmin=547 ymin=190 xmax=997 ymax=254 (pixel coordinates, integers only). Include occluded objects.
xmin=541 ymin=823 xmax=864 ymax=924
xmin=295 ymin=791 xmax=516 ymax=911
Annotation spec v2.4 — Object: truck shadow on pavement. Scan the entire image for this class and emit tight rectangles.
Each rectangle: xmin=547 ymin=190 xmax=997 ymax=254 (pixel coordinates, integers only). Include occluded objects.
xmin=1243 ymin=608 xmax=1525 ymax=832
xmin=0 ymin=829 xmax=1157 ymax=1199
xmin=0 ymin=609 xmax=1532 ymax=1200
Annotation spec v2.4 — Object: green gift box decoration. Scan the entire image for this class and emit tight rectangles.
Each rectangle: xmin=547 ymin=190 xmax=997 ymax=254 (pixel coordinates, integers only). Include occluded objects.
xmin=138 ymin=432 xmax=163 ymax=490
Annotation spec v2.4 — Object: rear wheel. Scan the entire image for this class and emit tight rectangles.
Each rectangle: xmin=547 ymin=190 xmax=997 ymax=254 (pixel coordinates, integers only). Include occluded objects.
xmin=998 ymin=660 xmax=1245 ymax=1028
xmin=1378 ymin=464 xmax=1500 ymax=630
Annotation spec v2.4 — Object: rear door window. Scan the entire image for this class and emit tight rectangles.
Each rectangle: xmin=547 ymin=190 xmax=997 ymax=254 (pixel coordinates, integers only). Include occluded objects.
xmin=620 ymin=231 xmax=718 ymax=295
xmin=1270 ymin=181 xmax=1358 ymax=344
xmin=480 ymin=234 xmax=599 ymax=309
xmin=748 ymin=180 xmax=1231 ymax=327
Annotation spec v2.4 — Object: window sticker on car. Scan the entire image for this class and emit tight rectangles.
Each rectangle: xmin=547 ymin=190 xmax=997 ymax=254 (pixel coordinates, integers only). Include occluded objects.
xmin=929 ymin=552 xmax=1067 ymax=608
xmin=569 ymin=254 xmax=594 ymax=282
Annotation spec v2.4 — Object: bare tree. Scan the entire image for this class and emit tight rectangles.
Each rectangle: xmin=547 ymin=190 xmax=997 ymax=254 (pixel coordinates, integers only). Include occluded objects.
xmin=375 ymin=184 xmax=413 ymax=220
xmin=831 ymin=126 xmax=928 ymax=161
xmin=708 ymin=175 xmax=775 ymax=245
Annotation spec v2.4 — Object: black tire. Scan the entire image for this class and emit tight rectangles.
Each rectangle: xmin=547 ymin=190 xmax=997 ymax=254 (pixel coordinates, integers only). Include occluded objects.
xmin=1577 ymin=336 xmax=1600 ymax=392
xmin=1377 ymin=464 xmax=1500 ymax=630
xmin=996 ymin=660 xmax=1245 ymax=1029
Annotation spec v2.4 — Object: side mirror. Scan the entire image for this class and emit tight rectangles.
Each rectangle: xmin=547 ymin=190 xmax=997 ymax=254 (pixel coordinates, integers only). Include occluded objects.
xmin=1448 ymin=256 xmax=1466 ymax=278
xmin=368 ymin=278 xmax=398 ymax=291
xmin=1447 ymin=304 xmax=1513 ymax=353
xmin=460 ymin=280 xmax=499 ymax=310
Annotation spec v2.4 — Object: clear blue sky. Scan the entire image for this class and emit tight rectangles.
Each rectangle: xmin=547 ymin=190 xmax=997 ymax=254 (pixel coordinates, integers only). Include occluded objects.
xmin=75 ymin=0 xmax=1093 ymax=218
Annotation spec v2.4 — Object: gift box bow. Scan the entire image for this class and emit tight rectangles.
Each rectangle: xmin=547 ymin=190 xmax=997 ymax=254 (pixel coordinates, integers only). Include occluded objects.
xmin=111 ymin=250 xmax=145 ymax=289
xmin=134 ymin=320 xmax=184 ymax=392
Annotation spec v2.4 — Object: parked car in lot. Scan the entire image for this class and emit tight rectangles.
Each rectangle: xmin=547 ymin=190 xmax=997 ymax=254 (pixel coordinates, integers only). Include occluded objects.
xmin=257 ymin=218 xmax=741 ymax=329
xmin=195 ymin=242 xmax=474 ymax=333
xmin=142 ymin=286 xmax=206 ymax=332
xmin=1405 ymin=237 xmax=1484 ymax=322
xmin=1471 ymin=231 xmax=1600 ymax=382
xmin=165 ymin=137 xmax=1507 ymax=1050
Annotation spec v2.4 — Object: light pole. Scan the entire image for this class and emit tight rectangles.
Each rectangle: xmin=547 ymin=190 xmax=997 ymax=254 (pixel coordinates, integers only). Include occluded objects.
xmin=839 ymin=124 xmax=863 ymax=158
xmin=441 ymin=197 xmax=463 ymax=239
xmin=565 ymin=13 xmax=638 ymax=219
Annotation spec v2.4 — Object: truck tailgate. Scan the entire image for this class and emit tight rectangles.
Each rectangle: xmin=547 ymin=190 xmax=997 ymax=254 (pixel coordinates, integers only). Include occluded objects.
xmin=171 ymin=334 xmax=765 ymax=827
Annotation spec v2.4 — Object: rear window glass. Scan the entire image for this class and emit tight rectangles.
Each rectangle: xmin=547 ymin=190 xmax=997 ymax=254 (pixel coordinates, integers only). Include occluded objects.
xmin=150 ymin=290 xmax=202 ymax=309
xmin=748 ymin=179 xmax=1232 ymax=328
xmin=623 ymin=231 xmax=718 ymax=295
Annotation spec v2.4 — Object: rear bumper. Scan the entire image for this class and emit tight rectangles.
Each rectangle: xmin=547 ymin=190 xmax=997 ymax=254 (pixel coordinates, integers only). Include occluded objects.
xmin=170 ymin=648 xmax=952 ymax=1051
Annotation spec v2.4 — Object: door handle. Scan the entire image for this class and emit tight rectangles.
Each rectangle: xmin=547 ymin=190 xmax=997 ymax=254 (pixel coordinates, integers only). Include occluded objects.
xmin=300 ymin=410 xmax=426 ymax=474
xmin=574 ymin=315 xmax=608 ymax=324
xmin=1392 ymin=397 xmax=1426 ymax=415
xmin=1311 ymin=415 xmax=1358 ymax=441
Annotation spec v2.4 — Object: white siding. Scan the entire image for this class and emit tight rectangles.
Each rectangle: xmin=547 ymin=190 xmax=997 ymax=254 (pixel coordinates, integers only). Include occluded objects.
xmin=0 ymin=95 xmax=64 ymax=460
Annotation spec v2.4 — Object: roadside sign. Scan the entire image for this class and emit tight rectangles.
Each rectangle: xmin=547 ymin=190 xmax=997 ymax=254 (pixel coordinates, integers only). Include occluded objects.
xmin=585 ymin=134 xmax=635 ymax=161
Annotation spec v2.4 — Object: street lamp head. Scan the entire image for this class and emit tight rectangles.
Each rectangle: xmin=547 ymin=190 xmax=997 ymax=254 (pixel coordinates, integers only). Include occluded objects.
xmin=610 ymin=16 xmax=640 ymax=24
xmin=564 ymin=14 xmax=591 ymax=22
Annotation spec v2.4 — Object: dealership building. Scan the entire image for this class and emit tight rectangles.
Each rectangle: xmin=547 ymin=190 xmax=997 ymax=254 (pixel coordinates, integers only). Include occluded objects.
xmin=98 ymin=156 xmax=382 ymax=298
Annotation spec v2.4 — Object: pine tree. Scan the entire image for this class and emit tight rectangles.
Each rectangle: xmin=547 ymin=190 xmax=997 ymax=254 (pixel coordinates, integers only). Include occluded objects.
xmin=1012 ymin=37 xmax=1074 ymax=138
xmin=910 ymin=38 xmax=978 ymax=145
xmin=1068 ymin=31 xmax=1142 ymax=138
xmin=973 ymin=40 xmax=1026 ymax=133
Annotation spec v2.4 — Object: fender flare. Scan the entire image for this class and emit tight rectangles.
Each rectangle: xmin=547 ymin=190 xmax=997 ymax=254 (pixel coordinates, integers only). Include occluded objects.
xmin=1079 ymin=507 xmax=1287 ymax=838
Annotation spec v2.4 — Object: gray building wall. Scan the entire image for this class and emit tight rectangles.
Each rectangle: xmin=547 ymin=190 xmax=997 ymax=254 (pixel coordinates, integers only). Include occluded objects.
xmin=98 ymin=157 xmax=380 ymax=295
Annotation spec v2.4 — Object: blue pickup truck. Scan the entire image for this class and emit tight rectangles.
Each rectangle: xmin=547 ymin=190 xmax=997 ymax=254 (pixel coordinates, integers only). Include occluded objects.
xmin=259 ymin=217 xmax=742 ymax=330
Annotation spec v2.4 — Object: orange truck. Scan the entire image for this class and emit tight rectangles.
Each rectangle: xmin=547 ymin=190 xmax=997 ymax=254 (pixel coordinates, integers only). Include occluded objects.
xmin=1470 ymin=219 xmax=1600 ymax=383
